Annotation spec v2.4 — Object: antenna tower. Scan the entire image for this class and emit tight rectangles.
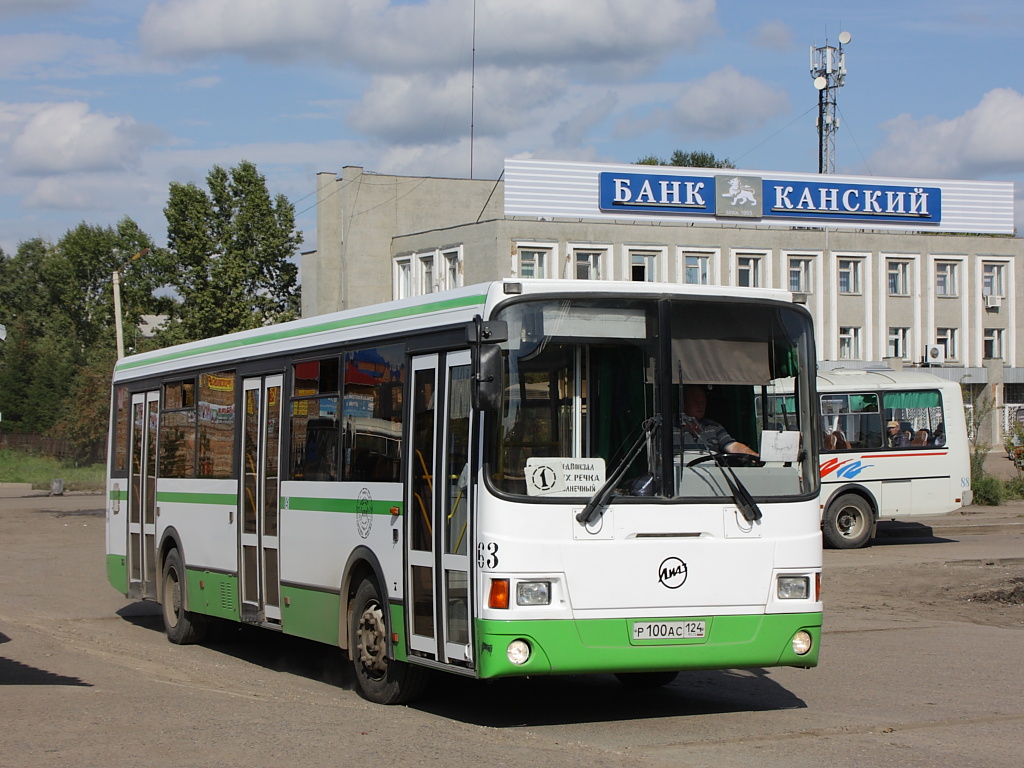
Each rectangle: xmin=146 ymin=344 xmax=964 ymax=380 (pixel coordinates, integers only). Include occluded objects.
xmin=810 ymin=30 xmax=850 ymax=174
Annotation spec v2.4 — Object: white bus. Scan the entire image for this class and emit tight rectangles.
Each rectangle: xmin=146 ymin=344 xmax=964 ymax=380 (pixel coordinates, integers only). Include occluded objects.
xmin=106 ymin=279 xmax=823 ymax=703
xmin=771 ymin=369 xmax=970 ymax=549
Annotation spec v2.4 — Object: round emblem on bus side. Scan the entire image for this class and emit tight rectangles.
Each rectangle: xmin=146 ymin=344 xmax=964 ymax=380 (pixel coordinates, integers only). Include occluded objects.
xmin=658 ymin=557 xmax=688 ymax=589
xmin=356 ymin=488 xmax=373 ymax=539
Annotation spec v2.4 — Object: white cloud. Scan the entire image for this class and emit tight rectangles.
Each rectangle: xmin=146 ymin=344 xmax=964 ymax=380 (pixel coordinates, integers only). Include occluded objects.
xmin=870 ymin=88 xmax=1024 ymax=178
xmin=751 ymin=20 xmax=793 ymax=51
xmin=0 ymin=32 xmax=170 ymax=79
xmin=5 ymin=102 xmax=164 ymax=175
xmin=668 ymin=66 xmax=788 ymax=137
xmin=139 ymin=0 xmax=716 ymax=77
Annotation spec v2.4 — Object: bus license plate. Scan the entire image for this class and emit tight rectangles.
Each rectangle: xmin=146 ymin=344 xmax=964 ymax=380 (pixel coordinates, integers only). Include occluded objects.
xmin=632 ymin=620 xmax=706 ymax=641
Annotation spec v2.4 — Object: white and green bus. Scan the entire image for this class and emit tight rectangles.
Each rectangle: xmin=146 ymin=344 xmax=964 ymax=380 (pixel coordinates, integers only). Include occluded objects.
xmin=106 ymin=279 xmax=823 ymax=704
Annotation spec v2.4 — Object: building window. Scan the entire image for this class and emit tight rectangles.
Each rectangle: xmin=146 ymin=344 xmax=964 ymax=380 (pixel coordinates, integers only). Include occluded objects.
xmin=442 ymin=249 xmax=462 ymax=290
xmin=574 ymin=250 xmax=603 ymax=280
xmin=839 ymin=327 xmax=861 ymax=360
xmin=936 ymin=327 xmax=958 ymax=360
xmin=419 ymin=253 xmax=435 ymax=294
xmin=518 ymin=248 xmax=549 ymax=279
xmin=394 ymin=257 xmax=412 ymax=300
xmin=984 ymin=328 xmax=1004 ymax=360
xmin=888 ymin=327 xmax=910 ymax=360
xmin=935 ymin=261 xmax=958 ymax=297
xmin=838 ymin=259 xmax=861 ymax=294
xmin=630 ymin=251 xmax=657 ymax=282
xmin=737 ymin=255 xmax=761 ymax=287
xmin=982 ymin=262 xmax=1005 ymax=297
xmin=788 ymin=258 xmax=812 ymax=293
xmin=683 ymin=253 xmax=710 ymax=285
xmin=888 ymin=260 xmax=910 ymax=296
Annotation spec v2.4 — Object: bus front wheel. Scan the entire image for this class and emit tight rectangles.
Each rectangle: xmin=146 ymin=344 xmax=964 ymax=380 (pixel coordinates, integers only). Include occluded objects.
xmin=350 ymin=579 xmax=429 ymax=705
xmin=161 ymin=548 xmax=208 ymax=644
xmin=823 ymin=494 xmax=873 ymax=549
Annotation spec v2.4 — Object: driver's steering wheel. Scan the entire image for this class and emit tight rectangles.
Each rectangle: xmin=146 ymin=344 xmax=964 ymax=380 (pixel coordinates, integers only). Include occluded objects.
xmin=686 ymin=452 xmax=761 ymax=468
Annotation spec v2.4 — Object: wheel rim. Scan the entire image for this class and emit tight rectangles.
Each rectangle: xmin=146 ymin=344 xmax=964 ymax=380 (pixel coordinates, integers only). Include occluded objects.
xmin=836 ymin=505 xmax=868 ymax=539
xmin=356 ymin=599 xmax=388 ymax=680
xmin=163 ymin=568 xmax=181 ymax=628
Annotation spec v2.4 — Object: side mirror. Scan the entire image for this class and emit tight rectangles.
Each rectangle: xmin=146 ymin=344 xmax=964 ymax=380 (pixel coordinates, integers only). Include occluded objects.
xmin=474 ymin=344 xmax=503 ymax=411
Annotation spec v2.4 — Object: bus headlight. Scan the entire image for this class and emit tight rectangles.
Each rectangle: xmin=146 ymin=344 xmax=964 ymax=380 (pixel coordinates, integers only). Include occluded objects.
xmin=507 ymin=639 xmax=531 ymax=665
xmin=777 ymin=576 xmax=810 ymax=600
xmin=792 ymin=631 xmax=813 ymax=655
xmin=516 ymin=581 xmax=551 ymax=606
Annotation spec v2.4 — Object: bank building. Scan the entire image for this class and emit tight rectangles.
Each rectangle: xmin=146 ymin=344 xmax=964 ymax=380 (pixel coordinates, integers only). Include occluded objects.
xmin=303 ymin=159 xmax=1023 ymax=445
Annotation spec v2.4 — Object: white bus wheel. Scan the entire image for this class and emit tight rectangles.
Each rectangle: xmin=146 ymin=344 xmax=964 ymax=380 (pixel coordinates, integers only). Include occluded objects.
xmin=823 ymin=494 xmax=873 ymax=549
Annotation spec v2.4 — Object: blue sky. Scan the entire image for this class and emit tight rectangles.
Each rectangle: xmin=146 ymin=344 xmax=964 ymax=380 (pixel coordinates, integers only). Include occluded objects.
xmin=2 ymin=0 xmax=1023 ymax=257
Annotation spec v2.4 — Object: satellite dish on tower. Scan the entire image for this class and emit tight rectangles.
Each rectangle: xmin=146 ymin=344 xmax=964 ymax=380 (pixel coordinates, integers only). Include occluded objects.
xmin=813 ymin=76 xmax=828 ymax=91
xmin=838 ymin=30 xmax=852 ymax=45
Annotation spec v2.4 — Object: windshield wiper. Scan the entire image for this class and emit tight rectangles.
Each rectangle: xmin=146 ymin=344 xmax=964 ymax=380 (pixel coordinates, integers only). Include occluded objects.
xmin=681 ymin=416 xmax=762 ymax=523
xmin=576 ymin=415 xmax=662 ymax=525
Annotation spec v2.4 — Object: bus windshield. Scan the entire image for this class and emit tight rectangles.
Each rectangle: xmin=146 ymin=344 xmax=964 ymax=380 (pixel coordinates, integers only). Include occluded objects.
xmin=489 ymin=296 xmax=817 ymax=502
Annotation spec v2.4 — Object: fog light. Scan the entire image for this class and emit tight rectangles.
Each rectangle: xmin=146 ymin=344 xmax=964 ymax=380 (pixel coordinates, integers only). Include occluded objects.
xmin=507 ymin=639 xmax=531 ymax=665
xmin=792 ymin=630 xmax=813 ymax=655
xmin=777 ymin=576 xmax=810 ymax=600
xmin=516 ymin=581 xmax=551 ymax=606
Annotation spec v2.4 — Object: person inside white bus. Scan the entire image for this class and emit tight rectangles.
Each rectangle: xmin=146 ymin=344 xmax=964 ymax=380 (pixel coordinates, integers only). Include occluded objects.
xmin=681 ymin=385 xmax=758 ymax=456
xmin=931 ymin=423 xmax=946 ymax=447
xmin=887 ymin=420 xmax=911 ymax=448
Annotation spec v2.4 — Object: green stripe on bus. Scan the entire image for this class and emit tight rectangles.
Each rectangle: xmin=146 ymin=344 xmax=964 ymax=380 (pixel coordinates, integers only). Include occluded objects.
xmin=473 ymin=613 xmax=822 ymax=679
xmin=280 ymin=584 xmax=341 ymax=645
xmin=285 ymin=496 xmax=403 ymax=515
xmin=109 ymin=488 xmax=128 ymax=501
xmin=106 ymin=554 xmax=128 ymax=594
xmin=156 ymin=491 xmax=238 ymax=506
xmin=115 ymin=293 xmax=487 ymax=372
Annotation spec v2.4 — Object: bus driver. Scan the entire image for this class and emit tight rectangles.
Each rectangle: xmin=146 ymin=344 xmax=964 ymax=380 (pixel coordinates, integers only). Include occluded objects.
xmin=680 ymin=384 xmax=758 ymax=456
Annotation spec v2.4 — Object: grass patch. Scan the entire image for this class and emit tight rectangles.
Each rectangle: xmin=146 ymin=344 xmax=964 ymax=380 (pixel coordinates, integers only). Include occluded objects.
xmin=0 ymin=449 xmax=105 ymax=491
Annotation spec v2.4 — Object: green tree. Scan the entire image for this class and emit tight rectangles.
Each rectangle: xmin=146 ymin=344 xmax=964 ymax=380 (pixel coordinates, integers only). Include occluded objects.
xmin=160 ymin=160 xmax=302 ymax=344
xmin=636 ymin=150 xmax=736 ymax=169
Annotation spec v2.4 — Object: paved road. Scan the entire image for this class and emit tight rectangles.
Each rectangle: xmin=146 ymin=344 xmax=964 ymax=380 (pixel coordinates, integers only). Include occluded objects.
xmin=1 ymin=493 xmax=1021 ymax=768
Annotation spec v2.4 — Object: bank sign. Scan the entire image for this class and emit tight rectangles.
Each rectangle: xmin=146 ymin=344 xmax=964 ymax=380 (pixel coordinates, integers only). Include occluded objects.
xmin=599 ymin=172 xmax=942 ymax=226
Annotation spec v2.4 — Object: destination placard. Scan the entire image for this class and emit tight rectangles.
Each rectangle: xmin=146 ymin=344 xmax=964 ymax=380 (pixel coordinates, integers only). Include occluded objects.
xmin=524 ymin=458 xmax=606 ymax=497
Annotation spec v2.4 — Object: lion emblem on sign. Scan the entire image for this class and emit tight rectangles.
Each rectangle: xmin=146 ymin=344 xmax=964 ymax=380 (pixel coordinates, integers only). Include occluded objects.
xmin=722 ymin=177 xmax=758 ymax=206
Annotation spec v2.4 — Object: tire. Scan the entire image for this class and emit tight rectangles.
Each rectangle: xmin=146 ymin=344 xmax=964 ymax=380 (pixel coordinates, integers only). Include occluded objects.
xmin=161 ymin=548 xmax=208 ymax=644
xmin=350 ymin=579 xmax=429 ymax=705
xmin=615 ymin=671 xmax=679 ymax=689
xmin=822 ymin=493 xmax=873 ymax=549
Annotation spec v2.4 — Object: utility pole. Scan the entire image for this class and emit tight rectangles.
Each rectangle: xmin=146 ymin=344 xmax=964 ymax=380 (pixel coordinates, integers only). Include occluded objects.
xmin=113 ymin=247 xmax=149 ymax=359
xmin=810 ymin=31 xmax=850 ymax=174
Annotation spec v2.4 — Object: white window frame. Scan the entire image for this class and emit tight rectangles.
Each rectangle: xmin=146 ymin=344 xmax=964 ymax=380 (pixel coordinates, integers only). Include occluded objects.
xmin=736 ymin=253 xmax=762 ymax=288
xmin=888 ymin=327 xmax=911 ymax=360
xmin=393 ymin=256 xmax=412 ymax=300
xmin=935 ymin=261 xmax=959 ymax=297
xmin=984 ymin=328 xmax=1004 ymax=359
xmin=442 ymin=247 xmax=462 ymax=291
xmin=516 ymin=244 xmax=553 ymax=280
xmin=887 ymin=260 xmax=910 ymax=296
xmin=838 ymin=326 xmax=861 ymax=360
xmin=838 ymin=258 xmax=862 ymax=294
xmin=788 ymin=257 xmax=812 ymax=293
xmin=569 ymin=246 xmax=608 ymax=281
xmin=628 ymin=250 xmax=658 ymax=282
xmin=418 ymin=251 xmax=436 ymax=295
xmin=679 ymin=249 xmax=714 ymax=285
xmin=936 ymin=327 xmax=958 ymax=360
xmin=982 ymin=262 xmax=1005 ymax=297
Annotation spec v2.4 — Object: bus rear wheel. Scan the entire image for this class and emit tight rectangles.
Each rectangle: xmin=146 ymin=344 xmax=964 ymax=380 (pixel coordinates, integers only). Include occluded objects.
xmin=161 ymin=548 xmax=208 ymax=644
xmin=350 ymin=579 xmax=429 ymax=705
xmin=822 ymin=494 xmax=873 ymax=549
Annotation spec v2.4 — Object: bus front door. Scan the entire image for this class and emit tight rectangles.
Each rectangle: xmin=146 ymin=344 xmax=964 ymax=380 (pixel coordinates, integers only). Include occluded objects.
xmin=127 ymin=390 xmax=159 ymax=600
xmin=407 ymin=351 xmax=474 ymax=669
xmin=239 ymin=375 xmax=283 ymax=625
